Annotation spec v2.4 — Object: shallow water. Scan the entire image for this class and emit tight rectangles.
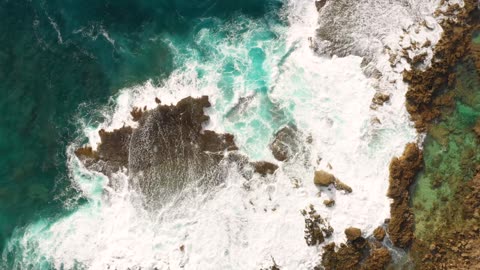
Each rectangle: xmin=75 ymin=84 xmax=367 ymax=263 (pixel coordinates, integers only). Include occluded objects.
xmin=412 ymin=58 xmax=480 ymax=240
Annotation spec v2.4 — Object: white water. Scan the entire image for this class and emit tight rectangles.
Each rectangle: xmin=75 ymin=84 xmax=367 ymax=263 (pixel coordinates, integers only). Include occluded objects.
xmin=4 ymin=0 xmax=450 ymax=269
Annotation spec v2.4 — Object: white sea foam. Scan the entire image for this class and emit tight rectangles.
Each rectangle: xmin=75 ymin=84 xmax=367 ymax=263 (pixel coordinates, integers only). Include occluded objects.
xmin=4 ymin=0 xmax=449 ymax=269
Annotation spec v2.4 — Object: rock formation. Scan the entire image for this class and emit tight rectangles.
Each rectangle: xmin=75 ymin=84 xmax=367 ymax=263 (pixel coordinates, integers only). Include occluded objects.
xmin=319 ymin=227 xmax=391 ymax=270
xmin=313 ymin=170 xmax=353 ymax=193
xmin=302 ymin=205 xmax=333 ymax=246
xmin=269 ymin=125 xmax=302 ymax=162
xmin=314 ymin=170 xmax=336 ymax=186
xmin=344 ymin=227 xmax=362 ymax=242
xmin=403 ymin=1 xmax=478 ymax=131
xmin=373 ymin=227 xmax=386 ymax=242
xmin=387 ymin=143 xmax=423 ymax=248
xmin=75 ymin=96 xmax=276 ymax=205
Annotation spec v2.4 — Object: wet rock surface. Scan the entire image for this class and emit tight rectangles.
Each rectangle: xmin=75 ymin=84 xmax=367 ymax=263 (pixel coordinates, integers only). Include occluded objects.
xmin=403 ymin=1 xmax=479 ymax=131
xmin=372 ymin=227 xmax=385 ymax=242
xmin=387 ymin=143 xmax=423 ymax=248
xmin=313 ymin=170 xmax=353 ymax=193
xmin=302 ymin=205 xmax=333 ymax=246
xmin=344 ymin=227 xmax=362 ymax=242
xmin=323 ymin=199 xmax=335 ymax=207
xmin=252 ymin=161 xmax=279 ymax=176
xmin=75 ymin=126 xmax=133 ymax=176
xmin=313 ymin=170 xmax=336 ymax=186
xmin=319 ymin=228 xmax=391 ymax=270
xmin=269 ymin=125 xmax=301 ymax=162
xmin=75 ymin=96 xmax=274 ymax=205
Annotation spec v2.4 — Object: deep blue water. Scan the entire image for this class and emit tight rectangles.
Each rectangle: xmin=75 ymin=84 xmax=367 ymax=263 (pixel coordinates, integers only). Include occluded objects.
xmin=0 ymin=0 xmax=279 ymax=260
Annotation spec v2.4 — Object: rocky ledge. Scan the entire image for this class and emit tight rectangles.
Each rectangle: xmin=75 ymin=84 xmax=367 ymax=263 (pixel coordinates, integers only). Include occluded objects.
xmin=75 ymin=96 xmax=278 ymax=205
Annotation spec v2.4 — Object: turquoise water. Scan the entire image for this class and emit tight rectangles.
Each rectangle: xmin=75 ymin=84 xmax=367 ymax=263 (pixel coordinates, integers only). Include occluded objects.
xmin=0 ymin=0 xmax=282 ymax=266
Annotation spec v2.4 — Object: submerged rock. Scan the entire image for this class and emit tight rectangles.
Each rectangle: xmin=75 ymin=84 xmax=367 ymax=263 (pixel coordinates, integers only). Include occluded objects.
xmin=314 ymin=170 xmax=353 ymax=193
xmin=269 ymin=125 xmax=302 ymax=162
xmin=315 ymin=0 xmax=328 ymax=12
xmin=252 ymin=161 xmax=279 ymax=176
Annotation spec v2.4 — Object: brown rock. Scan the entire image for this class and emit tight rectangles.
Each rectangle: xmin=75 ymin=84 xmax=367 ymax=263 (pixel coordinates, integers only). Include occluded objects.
xmin=361 ymin=248 xmax=391 ymax=270
xmin=387 ymin=143 xmax=423 ymax=248
xmin=314 ymin=170 xmax=336 ymax=186
xmin=323 ymin=199 xmax=335 ymax=207
xmin=75 ymin=96 xmax=257 ymax=205
xmin=334 ymin=178 xmax=353 ymax=193
xmin=373 ymin=227 xmax=386 ymax=242
xmin=253 ymin=161 xmax=279 ymax=176
xmin=315 ymin=0 xmax=327 ymax=11
xmin=269 ymin=125 xmax=301 ymax=161
xmin=321 ymin=242 xmax=363 ymax=270
xmin=302 ymin=205 xmax=333 ymax=246
xmin=345 ymin=227 xmax=362 ymax=241
xmin=372 ymin=92 xmax=391 ymax=106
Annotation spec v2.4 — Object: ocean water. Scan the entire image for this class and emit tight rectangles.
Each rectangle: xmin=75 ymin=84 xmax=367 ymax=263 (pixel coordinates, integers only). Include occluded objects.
xmin=0 ymin=0 xmax=443 ymax=269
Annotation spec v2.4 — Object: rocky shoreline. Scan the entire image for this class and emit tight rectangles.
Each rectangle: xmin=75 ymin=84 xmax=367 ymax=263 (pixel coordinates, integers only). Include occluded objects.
xmin=72 ymin=1 xmax=480 ymax=268
xmin=311 ymin=0 xmax=480 ymax=269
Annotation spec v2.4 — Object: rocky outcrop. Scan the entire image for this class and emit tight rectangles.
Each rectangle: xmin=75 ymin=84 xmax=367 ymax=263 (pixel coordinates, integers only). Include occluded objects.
xmin=323 ymin=199 xmax=335 ymax=207
xmin=345 ymin=227 xmax=362 ymax=241
xmin=373 ymin=227 xmax=386 ymax=242
xmin=403 ymin=1 xmax=478 ymax=131
xmin=387 ymin=143 xmax=423 ymax=248
xmin=333 ymin=178 xmax=352 ymax=193
xmin=315 ymin=0 xmax=328 ymax=12
xmin=319 ymin=228 xmax=391 ymax=270
xmin=302 ymin=205 xmax=333 ymax=246
xmin=314 ymin=170 xmax=336 ymax=186
xmin=75 ymin=126 xmax=133 ymax=176
xmin=370 ymin=92 xmax=390 ymax=109
xmin=252 ymin=161 xmax=279 ymax=176
xmin=270 ymin=125 xmax=301 ymax=162
xmin=360 ymin=248 xmax=391 ymax=270
xmin=76 ymin=96 xmax=279 ymax=205
xmin=313 ymin=170 xmax=353 ymax=193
